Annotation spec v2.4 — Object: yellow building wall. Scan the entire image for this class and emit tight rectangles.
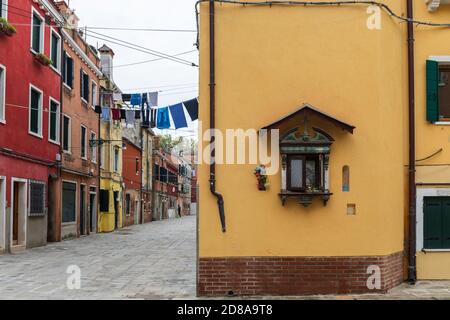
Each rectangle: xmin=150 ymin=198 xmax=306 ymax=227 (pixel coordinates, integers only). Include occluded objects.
xmin=413 ymin=3 xmax=450 ymax=280
xmin=198 ymin=1 xmax=406 ymax=258
xmin=98 ymin=106 xmax=123 ymax=233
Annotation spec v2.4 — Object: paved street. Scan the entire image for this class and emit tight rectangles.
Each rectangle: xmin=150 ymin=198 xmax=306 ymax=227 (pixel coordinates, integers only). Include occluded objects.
xmin=0 ymin=216 xmax=197 ymax=300
xmin=1 ymin=214 xmax=450 ymax=300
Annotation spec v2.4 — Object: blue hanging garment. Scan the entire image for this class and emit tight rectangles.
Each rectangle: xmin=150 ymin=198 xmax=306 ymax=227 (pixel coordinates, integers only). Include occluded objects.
xmin=157 ymin=107 xmax=171 ymax=129
xmin=169 ymin=103 xmax=188 ymax=129
xmin=101 ymin=107 xmax=110 ymax=121
xmin=130 ymin=93 xmax=142 ymax=106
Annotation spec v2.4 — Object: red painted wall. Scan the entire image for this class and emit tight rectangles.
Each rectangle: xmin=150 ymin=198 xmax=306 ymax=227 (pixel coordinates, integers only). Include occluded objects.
xmin=122 ymin=139 xmax=141 ymax=191
xmin=0 ymin=0 xmax=61 ymax=164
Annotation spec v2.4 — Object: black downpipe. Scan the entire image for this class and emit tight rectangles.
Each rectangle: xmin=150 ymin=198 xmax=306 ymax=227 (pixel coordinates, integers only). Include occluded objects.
xmin=209 ymin=0 xmax=226 ymax=232
xmin=407 ymin=0 xmax=417 ymax=284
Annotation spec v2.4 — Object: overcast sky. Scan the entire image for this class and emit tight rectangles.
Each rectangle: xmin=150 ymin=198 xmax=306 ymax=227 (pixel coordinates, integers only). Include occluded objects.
xmin=68 ymin=0 xmax=199 ymax=137
xmin=69 ymin=0 xmax=199 ymax=103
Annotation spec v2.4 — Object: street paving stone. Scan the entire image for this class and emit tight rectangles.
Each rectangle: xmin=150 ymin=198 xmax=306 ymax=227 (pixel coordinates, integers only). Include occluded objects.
xmin=0 ymin=216 xmax=197 ymax=300
xmin=1 ymin=215 xmax=450 ymax=300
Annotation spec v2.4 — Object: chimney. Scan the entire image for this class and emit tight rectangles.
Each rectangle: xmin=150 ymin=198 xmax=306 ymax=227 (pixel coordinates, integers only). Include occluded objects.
xmin=99 ymin=44 xmax=115 ymax=81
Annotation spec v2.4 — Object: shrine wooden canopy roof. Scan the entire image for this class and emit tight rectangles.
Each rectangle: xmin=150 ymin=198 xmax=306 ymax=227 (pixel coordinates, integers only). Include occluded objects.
xmin=261 ymin=103 xmax=355 ymax=134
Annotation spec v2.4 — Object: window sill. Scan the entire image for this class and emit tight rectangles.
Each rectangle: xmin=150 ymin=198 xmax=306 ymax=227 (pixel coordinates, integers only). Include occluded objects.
xmin=28 ymin=131 xmax=43 ymax=139
xmin=0 ymin=119 xmax=5 ymax=125
xmin=48 ymin=139 xmax=60 ymax=146
xmin=433 ymin=121 xmax=450 ymax=126
xmin=81 ymin=98 xmax=89 ymax=106
xmin=63 ymin=83 xmax=72 ymax=91
xmin=279 ymin=191 xmax=333 ymax=207
xmin=421 ymin=249 xmax=450 ymax=253
xmin=50 ymin=65 xmax=61 ymax=76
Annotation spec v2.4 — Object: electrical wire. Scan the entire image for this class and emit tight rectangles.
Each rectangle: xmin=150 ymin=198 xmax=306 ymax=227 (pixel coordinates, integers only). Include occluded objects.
xmin=84 ymin=29 xmax=198 ymax=67
xmin=80 ymin=26 xmax=197 ymax=33
xmin=114 ymin=50 xmax=198 ymax=68
xmin=194 ymin=0 xmax=450 ymax=47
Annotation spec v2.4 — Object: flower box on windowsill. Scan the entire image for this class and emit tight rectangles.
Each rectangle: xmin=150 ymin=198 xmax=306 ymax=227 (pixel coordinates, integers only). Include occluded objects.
xmin=34 ymin=53 xmax=53 ymax=67
xmin=0 ymin=18 xmax=16 ymax=37
xmin=279 ymin=191 xmax=333 ymax=207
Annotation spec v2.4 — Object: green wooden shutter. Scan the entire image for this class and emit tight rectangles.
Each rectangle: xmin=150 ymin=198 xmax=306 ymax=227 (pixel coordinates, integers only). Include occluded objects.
xmin=424 ymin=197 xmax=442 ymax=249
xmin=426 ymin=60 xmax=439 ymax=123
xmin=443 ymin=198 xmax=450 ymax=248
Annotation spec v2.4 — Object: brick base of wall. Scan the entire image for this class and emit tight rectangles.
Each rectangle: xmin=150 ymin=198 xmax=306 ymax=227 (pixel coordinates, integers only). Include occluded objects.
xmin=198 ymin=252 xmax=404 ymax=296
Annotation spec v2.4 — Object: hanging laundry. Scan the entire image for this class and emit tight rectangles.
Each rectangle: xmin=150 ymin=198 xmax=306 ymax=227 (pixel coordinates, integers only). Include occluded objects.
xmin=183 ymin=98 xmax=199 ymax=121
xmin=125 ymin=110 xmax=135 ymax=126
xmin=169 ymin=103 xmax=188 ymax=129
xmin=113 ymin=93 xmax=122 ymax=102
xmin=141 ymin=93 xmax=149 ymax=124
xmin=130 ymin=93 xmax=142 ymax=106
xmin=120 ymin=109 xmax=126 ymax=120
xmin=94 ymin=105 xmax=102 ymax=114
xmin=122 ymin=93 xmax=131 ymax=102
xmin=157 ymin=107 xmax=171 ymax=129
xmin=111 ymin=108 xmax=121 ymax=121
xmin=135 ymin=110 xmax=141 ymax=120
xmin=101 ymin=107 xmax=110 ymax=121
xmin=103 ymin=92 xmax=113 ymax=105
xmin=150 ymin=108 xmax=157 ymax=128
xmin=148 ymin=92 xmax=158 ymax=106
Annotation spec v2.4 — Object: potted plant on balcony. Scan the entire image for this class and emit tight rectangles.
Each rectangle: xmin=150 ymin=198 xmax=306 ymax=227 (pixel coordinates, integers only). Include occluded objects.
xmin=35 ymin=53 xmax=53 ymax=67
xmin=0 ymin=18 xmax=16 ymax=37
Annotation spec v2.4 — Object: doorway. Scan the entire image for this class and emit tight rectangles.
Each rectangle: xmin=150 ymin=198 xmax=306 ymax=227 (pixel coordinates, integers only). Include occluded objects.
xmin=0 ymin=177 xmax=5 ymax=253
xmin=114 ymin=191 xmax=119 ymax=229
xmin=10 ymin=178 xmax=27 ymax=250
xmin=80 ymin=185 xmax=85 ymax=236
xmin=89 ymin=187 xmax=96 ymax=233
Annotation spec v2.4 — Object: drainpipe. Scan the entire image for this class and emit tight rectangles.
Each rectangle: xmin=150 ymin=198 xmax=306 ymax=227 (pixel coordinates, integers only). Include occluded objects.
xmin=407 ymin=0 xmax=417 ymax=284
xmin=209 ymin=0 xmax=226 ymax=232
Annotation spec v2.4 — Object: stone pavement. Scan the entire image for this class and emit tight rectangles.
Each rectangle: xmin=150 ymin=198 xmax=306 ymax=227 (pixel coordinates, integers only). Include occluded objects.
xmin=0 ymin=216 xmax=197 ymax=300
xmin=1 ymin=214 xmax=450 ymax=300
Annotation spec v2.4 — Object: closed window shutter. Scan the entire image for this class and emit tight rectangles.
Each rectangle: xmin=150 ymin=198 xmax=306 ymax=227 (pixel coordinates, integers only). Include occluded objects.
xmin=427 ymin=60 xmax=439 ymax=123
xmin=424 ymin=197 xmax=442 ymax=249
xmin=443 ymin=198 xmax=450 ymax=248
xmin=80 ymin=69 xmax=84 ymax=98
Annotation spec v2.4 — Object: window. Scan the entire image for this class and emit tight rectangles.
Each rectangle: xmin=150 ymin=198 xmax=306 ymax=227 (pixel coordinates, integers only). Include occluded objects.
xmin=80 ymin=125 xmax=87 ymax=159
xmin=424 ymin=197 xmax=450 ymax=249
xmin=31 ymin=9 xmax=44 ymax=53
xmin=342 ymin=165 xmax=350 ymax=192
xmin=114 ymin=147 xmax=119 ymax=172
xmin=80 ymin=70 xmax=89 ymax=103
xmin=63 ymin=53 xmax=74 ymax=89
xmin=90 ymin=132 xmax=97 ymax=163
xmin=62 ymin=115 xmax=71 ymax=152
xmin=50 ymin=29 xmax=61 ymax=71
xmin=0 ymin=65 xmax=5 ymax=123
xmin=1 ymin=0 xmax=8 ymax=19
xmin=99 ymin=143 xmax=105 ymax=169
xmin=29 ymin=85 xmax=43 ymax=137
xmin=48 ymin=98 xmax=60 ymax=144
xmin=136 ymin=158 xmax=139 ymax=175
xmin=91 ymin=81 xmax=98 ymax=108
xmin=29 ymin=180 xmax=45 ymax=217
xmin=125 ymin=194 xmax=131 ymax=216
xmin=62 ymin=182 xmax=76 ymax=223
xmin=287 ymin=155 xmax=321 ymax=192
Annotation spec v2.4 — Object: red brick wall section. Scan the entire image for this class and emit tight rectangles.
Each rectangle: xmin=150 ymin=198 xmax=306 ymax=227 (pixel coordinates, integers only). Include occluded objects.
xmin=198 ymin=252 xmax=404 ymax=296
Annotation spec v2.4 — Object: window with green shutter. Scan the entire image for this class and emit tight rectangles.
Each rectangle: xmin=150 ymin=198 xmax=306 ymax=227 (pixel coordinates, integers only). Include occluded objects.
xmin=51 ymin=32 xmax=60 ymax=70
xmin=424 ymin=197 xmax=450 ymax=249
xmin=29 ymin=87 xmax=41 ymax=135
xmin=426 ymin=60 xmax=450 ymax=122
xmin=49 ymin=100 xmax=59 ymax=143
xmin=31 ymin=12 xmax=43 ymax=53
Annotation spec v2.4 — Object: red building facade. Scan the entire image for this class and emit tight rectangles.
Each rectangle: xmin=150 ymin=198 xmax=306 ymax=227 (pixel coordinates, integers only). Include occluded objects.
xmin=0 ymin=0 xmax=63 ymax=252
xmin=122 ymin=137 xmax=142 ymax=227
